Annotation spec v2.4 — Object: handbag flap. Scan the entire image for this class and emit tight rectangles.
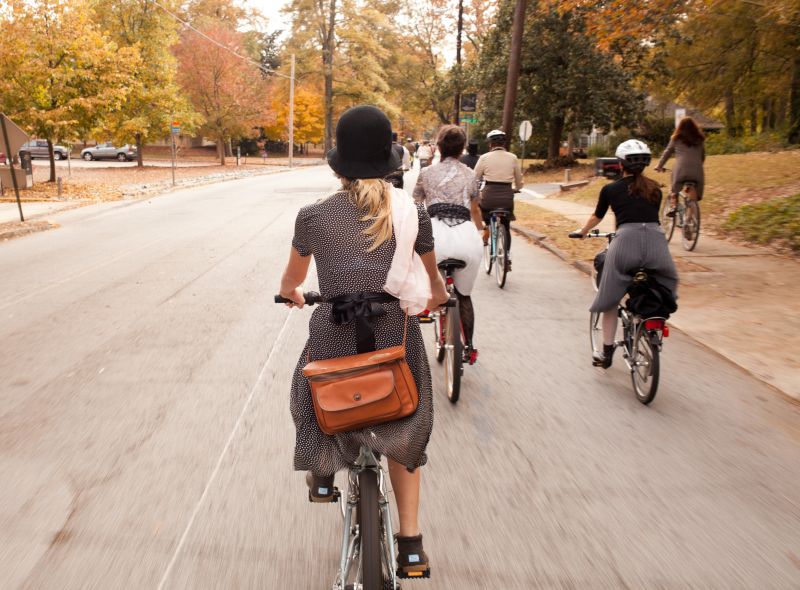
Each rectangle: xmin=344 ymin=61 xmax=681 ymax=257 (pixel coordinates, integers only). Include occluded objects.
xmin=314 ymin=367 xmax=396 ymax=412
xmin=303 ymin=345 xmax=406 ymax=377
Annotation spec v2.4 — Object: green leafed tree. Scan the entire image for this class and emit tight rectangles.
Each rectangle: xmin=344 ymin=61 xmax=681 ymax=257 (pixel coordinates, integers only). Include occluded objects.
xmin=91 ymin=0 xmax=198 ymax=166
xmin=0 ymin=0 xmax=139 ymax=181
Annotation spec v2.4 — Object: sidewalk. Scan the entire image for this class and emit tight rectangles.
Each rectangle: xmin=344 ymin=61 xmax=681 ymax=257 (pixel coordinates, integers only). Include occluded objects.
xmin=518 ymin=187 xmax=800 ymax=400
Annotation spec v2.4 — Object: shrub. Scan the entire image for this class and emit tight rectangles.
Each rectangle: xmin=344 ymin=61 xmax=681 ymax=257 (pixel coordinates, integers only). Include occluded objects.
xmin=722 ymin=194 xmax=800 ymax=251
xmin=705 ymin=131 xmax=789 ymax=155
xmin=587 ymin=143 xmax=610 ymax=158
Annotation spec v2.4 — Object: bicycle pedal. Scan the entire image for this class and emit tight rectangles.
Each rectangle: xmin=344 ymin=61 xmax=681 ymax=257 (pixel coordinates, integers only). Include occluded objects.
xmin=467 ymin=349 xmax=478 ymax=365
xmin=308 ymin=487 xmax=340 ymax=504
xmin=397 ymin=567 xmax=430 ymax=579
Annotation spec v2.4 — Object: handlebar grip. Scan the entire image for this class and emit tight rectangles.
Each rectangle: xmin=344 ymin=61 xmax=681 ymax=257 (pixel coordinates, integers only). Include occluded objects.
xmin=274 ymin=291 xmax=324 ymax=305
xmin=568 ymin=232 xmax=584 ymax=239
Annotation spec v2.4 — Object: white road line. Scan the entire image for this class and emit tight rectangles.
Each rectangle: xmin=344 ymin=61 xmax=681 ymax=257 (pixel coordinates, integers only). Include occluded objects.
xmin=155 ymin=309 xmax=295 ymax=590
xmin=0 ymin=236 xmax=167 ymax=312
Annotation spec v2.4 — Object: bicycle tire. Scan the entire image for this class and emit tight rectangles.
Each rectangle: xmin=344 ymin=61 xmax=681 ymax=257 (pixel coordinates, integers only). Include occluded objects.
xmin=434 ymin=311 xmax=446 ymax=363
xmin=483 ymin=223 xmax=493 ymax=274
xmin=589 ymin=312 xmax=602 ymax=359
xmin=682 ymin=199 xmax=700 ymax=251
xmin=445 ymin=302 xmax=462 ymax=403
xmin=358 ymin=470 xmax=383 ymax=590
xmin=494 ymin=224 xmax=509 ymax=288
xmin=631 ymin=328 xmax=659 ymax=405
xmin=661 ymin=197 xmax=676 ymax=242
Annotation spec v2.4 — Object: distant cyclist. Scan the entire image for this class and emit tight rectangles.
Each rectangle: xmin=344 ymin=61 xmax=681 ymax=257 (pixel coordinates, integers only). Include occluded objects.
xmin=655 ymin=116 xmax=706 ymax=216
xmin=459 ymin=139 xmax=480 ymax=169
xmin=385 ymin=132 xmax=411 ymax=188
xmin=413 ymin=125 xmax=483 ymax=357
xmin=473 ymin=129 xmax=523 ymax=265
xmin=574 ymin=140 xmax=678 ymax=368
xmin=416 ymin=140 xmax=434 ymax=168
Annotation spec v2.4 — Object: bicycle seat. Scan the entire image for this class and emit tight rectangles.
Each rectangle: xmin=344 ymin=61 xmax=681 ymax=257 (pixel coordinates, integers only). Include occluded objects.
xmin=438 ymin=258 xmax=466 ymax=271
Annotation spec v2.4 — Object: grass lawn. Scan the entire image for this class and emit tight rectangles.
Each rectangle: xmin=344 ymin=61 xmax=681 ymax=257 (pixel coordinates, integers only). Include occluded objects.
xmin=522 ymin=159 xmax=595 ymax=184
xmin=550 ymin=150 xmax=800 ymax=252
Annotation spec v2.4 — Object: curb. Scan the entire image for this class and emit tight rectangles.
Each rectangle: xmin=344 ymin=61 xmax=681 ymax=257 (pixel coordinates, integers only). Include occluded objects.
xmin=0 ymin=221 xmax=58 ymax=241
xmin=512 ymin=224 xmax=591 ymax=275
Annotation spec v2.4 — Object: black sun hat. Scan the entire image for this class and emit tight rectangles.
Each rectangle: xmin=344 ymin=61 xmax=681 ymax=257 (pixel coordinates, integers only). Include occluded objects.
xmin=327 ymin=105 xmax=400 ymax=179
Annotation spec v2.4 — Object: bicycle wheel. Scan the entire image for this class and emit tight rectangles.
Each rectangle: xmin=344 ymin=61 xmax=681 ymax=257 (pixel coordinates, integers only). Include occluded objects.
xmin=494 ymin=223 xmax=509 ymax=288
xmin=483 ymin=222 xmax=493 ymax=274
xmin=631 ymin=327 xmax=660 ymax=405
xmin=589 ymin=311 xmax=602 ymax=359
xmin=358 ymin=470 xmax=383 ymax=590
xmin=681 ymin=199 xmax=700 ymax=251
xmin=444 ymin=302 xmax=462 ymax=403
xmin=661 ymin=197 xmax=676 ymax=242
xmin=434 ymin=310 xmax=446 ymax=363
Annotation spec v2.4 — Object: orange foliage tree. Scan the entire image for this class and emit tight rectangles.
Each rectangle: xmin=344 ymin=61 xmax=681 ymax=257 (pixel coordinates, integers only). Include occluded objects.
xmin=173 ymin=23 xmax=270 ymax=164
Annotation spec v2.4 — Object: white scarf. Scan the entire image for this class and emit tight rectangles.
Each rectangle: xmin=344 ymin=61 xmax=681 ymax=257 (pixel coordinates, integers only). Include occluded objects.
xmin=383 ymin=187 xmax=431 ymax=314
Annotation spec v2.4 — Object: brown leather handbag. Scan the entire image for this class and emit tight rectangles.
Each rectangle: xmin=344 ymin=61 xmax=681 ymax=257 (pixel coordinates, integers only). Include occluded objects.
xmin=302 ymin=317 xmax=418 ymax=435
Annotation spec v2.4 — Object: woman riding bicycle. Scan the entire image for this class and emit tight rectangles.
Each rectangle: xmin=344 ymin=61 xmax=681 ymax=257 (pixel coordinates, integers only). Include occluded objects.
xmin=279 ymin=105 xmax=448 ymax=574
xmin=575 ymin=139 xmax=678 ymax=368
xmin=413 ymin=125 xmax=484 ymax=356
xmin=655 ymin=116 xmax=706 ymax=216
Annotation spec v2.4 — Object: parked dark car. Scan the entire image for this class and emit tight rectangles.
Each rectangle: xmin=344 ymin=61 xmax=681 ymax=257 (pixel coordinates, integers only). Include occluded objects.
xmin=80 ymin=143 xmax=137 ymax=162
xmin=19 ymin=139 xmax=70 ymax=160
xmin=595 ymin=157 xmax=622 ymax=179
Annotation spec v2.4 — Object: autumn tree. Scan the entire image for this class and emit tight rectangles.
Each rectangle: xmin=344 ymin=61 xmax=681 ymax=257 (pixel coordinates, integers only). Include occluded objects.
xmin=173 ymin=23 xmax=270 ymax=164
xmin=263 ymin=85 xmax=324 ymax=146
xmin=92 ymin=0 xmax=197 ymax=166
xmin=0 ymin=0 xmax=138 ymax=181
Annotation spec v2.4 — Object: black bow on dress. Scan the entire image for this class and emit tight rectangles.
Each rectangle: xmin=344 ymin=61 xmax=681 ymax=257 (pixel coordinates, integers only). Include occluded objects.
xmin=328 ymin=292 xmax=397 ymax=353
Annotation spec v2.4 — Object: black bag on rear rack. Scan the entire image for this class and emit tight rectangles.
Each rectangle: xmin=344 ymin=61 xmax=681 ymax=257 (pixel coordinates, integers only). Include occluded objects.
xmin=626 ymin=273 xmax=677 ymax=319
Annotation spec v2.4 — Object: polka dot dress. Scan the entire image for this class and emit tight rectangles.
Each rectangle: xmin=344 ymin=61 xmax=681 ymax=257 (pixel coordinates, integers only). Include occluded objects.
xmin=290 ymin=191 xmax=435 ymax=476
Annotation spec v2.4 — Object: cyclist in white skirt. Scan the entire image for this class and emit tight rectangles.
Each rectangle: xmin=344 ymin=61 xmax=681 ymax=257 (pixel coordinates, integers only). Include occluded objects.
xmin=413 ymin=125 xmax=484 ymax=356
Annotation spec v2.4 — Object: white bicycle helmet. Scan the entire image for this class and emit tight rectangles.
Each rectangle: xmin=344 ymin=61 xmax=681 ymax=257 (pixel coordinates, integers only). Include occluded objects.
xmin=615 ymin=139 xmax=652 ymax=172
xmin=486 ymin=129 xmax=506 ymax=141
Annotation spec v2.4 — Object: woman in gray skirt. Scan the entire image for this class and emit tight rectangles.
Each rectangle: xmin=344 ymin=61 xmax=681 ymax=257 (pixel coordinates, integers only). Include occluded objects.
xmin=575 ymin=140 xmax=678 ymax=368
xmin=655 ymin=116 xmax=705 ymax=215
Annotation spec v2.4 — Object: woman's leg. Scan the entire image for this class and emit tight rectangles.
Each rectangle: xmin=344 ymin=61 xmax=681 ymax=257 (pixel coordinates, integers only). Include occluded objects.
xmin=455 ymin=289 xmax=474 ymax=346
xmin=388 ymin=459 xmax=420 ymax=537
xmin=602 ymin=309 xmax=618 ymax=346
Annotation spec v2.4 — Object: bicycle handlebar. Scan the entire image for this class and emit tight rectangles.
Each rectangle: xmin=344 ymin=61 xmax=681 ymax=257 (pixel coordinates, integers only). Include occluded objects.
xmin=274 ymin=291 xmax=325 ymax=306
xmin=568 ymin=229 xmax=616 ymax=239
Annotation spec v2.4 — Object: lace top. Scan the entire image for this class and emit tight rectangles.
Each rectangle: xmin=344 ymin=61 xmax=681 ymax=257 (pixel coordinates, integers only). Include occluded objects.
xmin=412 ymin=158 xmax=478 ymax=208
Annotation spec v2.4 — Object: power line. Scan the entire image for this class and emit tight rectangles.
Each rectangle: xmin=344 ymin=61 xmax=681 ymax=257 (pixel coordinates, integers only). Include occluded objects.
xmin=149 ymin=0 xmax=293 ymax=80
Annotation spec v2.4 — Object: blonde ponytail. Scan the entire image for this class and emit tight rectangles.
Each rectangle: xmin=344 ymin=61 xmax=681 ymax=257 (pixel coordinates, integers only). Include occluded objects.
xmin=343 ymin=178 xmax=393 ymax=251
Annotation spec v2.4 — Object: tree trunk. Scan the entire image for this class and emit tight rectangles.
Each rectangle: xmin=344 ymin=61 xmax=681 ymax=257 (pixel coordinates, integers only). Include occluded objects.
xmin=46 ymin=138 xmax=56 ymax=182
xmin=322 ymin=0 xmax=336 ymax=152
xmin=501 ymin=0 xmax=528 ymax=139
xmin=724 ymin=88 xmax=736 ymax=137
xmin=750 ymin=104 xmax=758 ymax=134
xmin=788 ymin=50 xmax=800 ymax=144
xmin=453 ymin=0 xmax=464 ymax=124
xmin=217 ymin=136 xmax=226 ymax=165
xmin=136 ymin=133 xmax=144 ymax=167
xmin=547 ymin=115 xmax=564 ymax=163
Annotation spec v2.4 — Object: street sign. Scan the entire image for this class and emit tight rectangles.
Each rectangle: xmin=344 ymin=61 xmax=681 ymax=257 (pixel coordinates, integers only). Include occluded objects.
xmin=519 ymin=120 xmax=532 ymax=141
xmin=460 ymin=115 xmax=477 ymax=124
xmin=0 ymin=114 xmax=29 ymax=155
xmin=171 ymin=121 xmax=181 ymax=134
xmin=460 ymin=93 xmax=477 ymax=113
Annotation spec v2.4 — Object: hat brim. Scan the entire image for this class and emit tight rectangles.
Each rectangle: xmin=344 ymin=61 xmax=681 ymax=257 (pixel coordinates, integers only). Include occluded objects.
xmin=327 ymin=147 xmax=401 ymax=179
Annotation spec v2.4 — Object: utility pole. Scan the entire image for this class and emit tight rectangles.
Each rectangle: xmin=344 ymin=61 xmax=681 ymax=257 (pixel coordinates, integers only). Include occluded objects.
xmin=502 ymin=0 xmax=527 ymax=139
xmin=453 ymin=0 xmax=464 ymax=125
xmin=288 ymin=54 xmax=295 ymax=169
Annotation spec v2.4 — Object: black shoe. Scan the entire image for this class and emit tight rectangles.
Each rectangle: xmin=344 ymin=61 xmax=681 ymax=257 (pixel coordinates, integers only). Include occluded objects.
xmin=592 ymin=344 xmax=615 ymax=369
xmin=305 ymin=472 xmax=338 ymax=503
xmin=396 ymin=534 xmax=431 ymax=579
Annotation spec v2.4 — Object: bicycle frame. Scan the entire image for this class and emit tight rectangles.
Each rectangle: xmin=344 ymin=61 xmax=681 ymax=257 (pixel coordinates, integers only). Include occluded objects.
xmin=335 ymin=446 xmax=399 ymax=590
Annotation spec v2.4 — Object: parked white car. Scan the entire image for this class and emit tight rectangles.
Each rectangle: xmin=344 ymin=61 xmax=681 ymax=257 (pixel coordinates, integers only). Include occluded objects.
xmin=80 ymin=143 xmax=137 ymax=162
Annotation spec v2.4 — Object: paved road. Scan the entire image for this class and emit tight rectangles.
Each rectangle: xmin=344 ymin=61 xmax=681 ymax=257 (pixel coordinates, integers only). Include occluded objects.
xmin=2 ymin=166 xmax=799 ymax=589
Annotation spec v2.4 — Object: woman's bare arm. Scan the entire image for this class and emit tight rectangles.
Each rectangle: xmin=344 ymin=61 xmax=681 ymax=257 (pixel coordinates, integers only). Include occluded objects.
xmin=279 ymin=247 xmax=312 ymax=307
xmin=470 ymin=199 xmax=484 ymax=232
